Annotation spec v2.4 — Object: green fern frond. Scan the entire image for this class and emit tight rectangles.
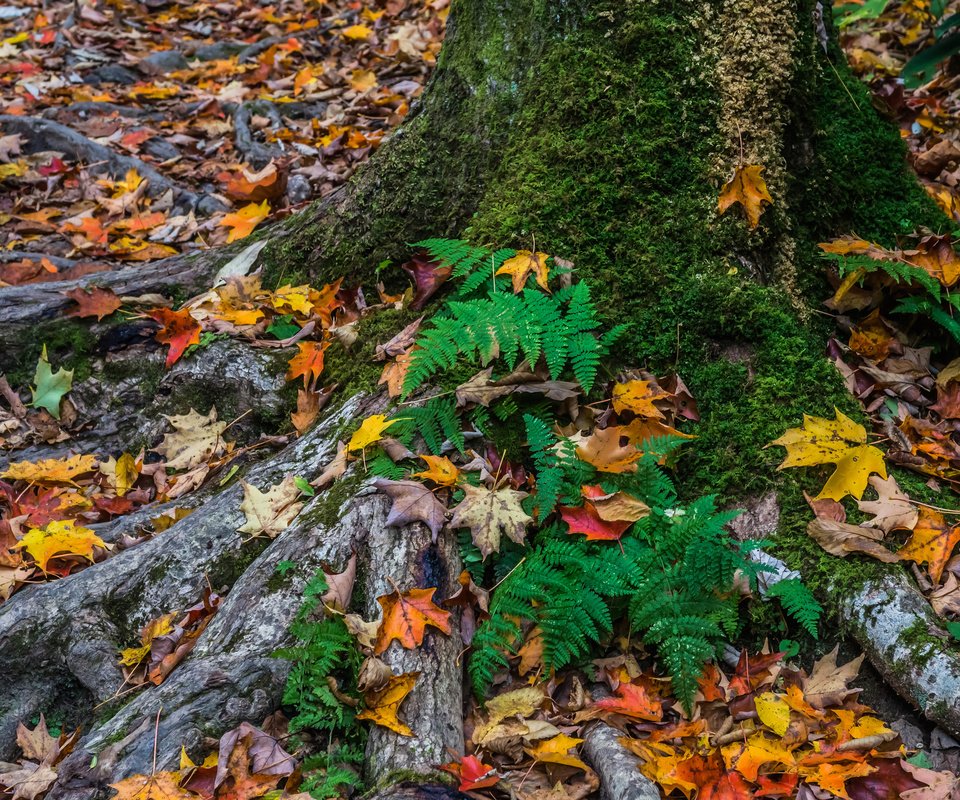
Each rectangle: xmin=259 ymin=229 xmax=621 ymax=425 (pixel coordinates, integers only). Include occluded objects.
xmin=766 ymin=578 xmax=821 ymax=638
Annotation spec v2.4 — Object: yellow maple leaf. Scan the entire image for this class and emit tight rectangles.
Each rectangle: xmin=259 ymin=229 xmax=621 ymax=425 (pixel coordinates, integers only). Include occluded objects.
xmin=768 ymin=409 xmax=886 ymax=501
xmin=611 ymin=380 xmax=670 ymax=419
xmin=119 ymin=613 xmax=176 ymax=667
xmin=754 ymin=691 xmax=791 ymax=736
xmin=356 ymin=671 xmax=419 ymax=736
xmin=16 ymin=519 xmax=106 ymax=572
xmin=347 ymin=414 xmax=400 ymax=452
xmin=349 ymin=68 xmax=377 ymax=92
xmin=110 ymin=771 xmax=196 ymax=800
xmin=2 ymin=454 xmax=99 ymax=485
xmin=410 ymin=454 xmax=460 ymax=486
xmin=524 ymin=734 xmax=588 ymax=771
xmin=341 ymin=24 xmax=373 ymax=39
xmin=718 ymin=164 xmax=773 ymax=229
xmin=219 ymin=200 xmax=270 ymax=243
xmin=721 ymin=733 xmax=795 ymax=782
xmin=496 ymin=250 xmax=551 ymax=293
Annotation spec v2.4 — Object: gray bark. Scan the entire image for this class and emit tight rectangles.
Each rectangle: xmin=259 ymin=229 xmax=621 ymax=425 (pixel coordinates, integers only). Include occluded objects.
xmin=581 ymin=724 xmax=660 ymax=800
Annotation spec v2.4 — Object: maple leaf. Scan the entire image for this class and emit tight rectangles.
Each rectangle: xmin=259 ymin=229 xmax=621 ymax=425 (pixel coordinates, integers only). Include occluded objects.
xmin=111 ymin=771 xmax=195 ymax=800
xmin=341 ymin=24 xmax=374 ymax=39
xmin=236 ymin=475 xmax=304 ymax=538
xmin=291 ymin=388 xmax=323 ymax=435
xmin=754 ymin=691 xmax=791 ymax=736
xmin=586 ymin=680 xmax=663 ymax=722
xmin=153 ymin=407 xmax=228 ymax=471
xmin=285 ymin=340 xmax=330 ymax=386
xmin=611 ymin=380 xmax=671 ymax=419
xmin=574 ymin=426 xmax=643 ymax=473
xmin=119 ymin=613 xmax=176 ymax=668
xmin=437 ymin=755 xmax=500 ymax=792
xmin=897 ymin=507 xmax=960 ymax=584
xmin=448 ymin=483 xmax=532 ymax=558
xmin=769 ymin=409 xmax=887 ymax=500
xmin=0 ymin=763 xmax=58 ymax=800
xmin=496 ymin=250 xmax=551 ymax=293
xmin=148 ymin=307 xmax=202 ymax=368
xmin=348 ymin=414 xmax=400 ymax=452
xmin=30 ymin=345 xmax=72 ymax=419
xmin=375 ymin=586 xmax=451 ymax=654
xmin=15 ymin=519 xmax=105 ymax=572
xmin=804 ymin=646 xmax=864 ymax=708
xmin=524 ymin=734 xmax=588 ymax=771
xmin=349 ymin=68 xmax=378 ymax=92
xmin=410 ymin=454 xmax=460 ymax=486
xmin=371 ymin=478 xmax=449 ymax=539
xmin=356 ymin=671 xmax=419 ymax=736
xmin=65 ymin=286 xmax=122 ymax=321
xmin=718 ymin=164 xmax=774 ymax=228
xmin=379 ymin=349 xmax=415 ymax=398
xmin=580 ymin=485 xmax=650 ymax=522
xmin=560 ymin=502 xmax=631 ymax=541
xmin=721 ymin=733 xmax=795 ymax=782
xmin=220 ymin=200 xmax=270 ymax=243
xmin=1 ymin=454 xmax=98 ymax=485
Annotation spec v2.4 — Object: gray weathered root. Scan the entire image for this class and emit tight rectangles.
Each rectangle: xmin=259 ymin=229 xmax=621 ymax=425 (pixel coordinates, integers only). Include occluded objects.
xmin=581 ymin=724 xmax=659 ymax=800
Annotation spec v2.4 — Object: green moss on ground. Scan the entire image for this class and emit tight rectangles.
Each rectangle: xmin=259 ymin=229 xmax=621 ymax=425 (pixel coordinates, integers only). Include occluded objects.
xmin=4 ymin=320 xmax=97 ymax=388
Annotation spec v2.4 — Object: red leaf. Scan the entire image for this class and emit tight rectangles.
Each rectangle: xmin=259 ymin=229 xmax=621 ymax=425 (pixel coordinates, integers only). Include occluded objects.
xmin=148 ymin=307 xmax=201 ymax=368
xmin=65 ymin=286 xmax=122 ymax=321
xmin=402 ymin=252 xmax=451 ymax=310
xmin=559 ymin=501 xmax=631 ymax=541
xmin=438 ymin=755 xmax=499 ymax=792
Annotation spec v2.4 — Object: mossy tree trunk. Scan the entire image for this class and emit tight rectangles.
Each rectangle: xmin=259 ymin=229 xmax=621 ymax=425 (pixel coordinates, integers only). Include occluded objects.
xmin=1 ymin=0 xmax=959 ymax=797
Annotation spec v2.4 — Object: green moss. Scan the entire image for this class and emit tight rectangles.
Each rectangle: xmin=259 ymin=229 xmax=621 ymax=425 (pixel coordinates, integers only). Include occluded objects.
xmin=207 ymin=538 xmax=271 ymax=589
xmin=897 ymin=618 xmax=943 ymax=672
xmin=301 ymin=471 xmax=365 ymax=529
xmin=4 ymin=320 xmax=97 ymax=388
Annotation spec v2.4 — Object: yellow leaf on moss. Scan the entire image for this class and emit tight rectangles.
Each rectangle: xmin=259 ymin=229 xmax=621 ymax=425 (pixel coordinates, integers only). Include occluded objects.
xmin=718 ymin=164 xmax=773 ymax=229
xmin=16 ymin=519 xmax=106 ymax=572
xmin=768 ymin=409 xmax=886 ymax=500
xmin=347 ymin=414 xmax=400 ymax=452
xmin=496 ymin=250 xmax=551 ymax=293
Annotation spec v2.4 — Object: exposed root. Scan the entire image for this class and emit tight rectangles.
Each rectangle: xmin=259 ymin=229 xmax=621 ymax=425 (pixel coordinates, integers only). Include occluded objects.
xmin=581 ymin=723 xmax=660 ymax=800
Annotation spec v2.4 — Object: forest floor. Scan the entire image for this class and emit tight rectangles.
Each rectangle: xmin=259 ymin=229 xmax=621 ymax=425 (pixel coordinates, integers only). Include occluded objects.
xmin=5 ymin=1 xmax=960 ymax=800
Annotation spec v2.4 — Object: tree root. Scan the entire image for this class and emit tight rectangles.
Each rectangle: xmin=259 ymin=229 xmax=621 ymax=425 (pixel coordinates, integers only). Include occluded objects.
xmin=232 ymin=102 xmax=285 ymax=169
xmin=0 ymin=116 xmax=224 ymax=215
xmin=581 ymin=723 xmax=660 ymax=800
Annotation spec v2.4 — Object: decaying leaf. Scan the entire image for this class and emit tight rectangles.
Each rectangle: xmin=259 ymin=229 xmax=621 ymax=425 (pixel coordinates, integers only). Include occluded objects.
xmin=153 ymin=407 xmax=228 ymax=471
xmin=236 ymin=475 xmax=304 ymax=538
xmin=371 ymin=477 xmax=447 ymax=540
xmin=718 ymin=164 xmax=773 ymax=228
xmin=897 ymin=507 xmax=960 ymax=584
xmin=448 ymin=483 xmax=533 ymax=558
xmin=356 ymin=671 xmax=419 ymax=736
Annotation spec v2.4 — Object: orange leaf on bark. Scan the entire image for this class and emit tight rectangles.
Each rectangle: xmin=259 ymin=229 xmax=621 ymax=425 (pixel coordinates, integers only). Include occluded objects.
xmin=148 ymin=307 xmax=201 ymax=368
xmin=375 ymin=586 xmax=451 ymax=654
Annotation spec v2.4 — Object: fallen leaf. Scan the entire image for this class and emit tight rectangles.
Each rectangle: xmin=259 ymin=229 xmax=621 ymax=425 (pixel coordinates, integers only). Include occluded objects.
xmin=438 ymin=755 xmax=500 ymax=792
xmin=897 ymin=507 xmax=960 ymax=584
xmin=560 ymin=502 xmax=631 ymax=541
xmin=286 ymin=340 xmax=330 ymax=386
xmin=371 ymin=478 xmax=447 ymax=540
xmin=754 ymin=691 xmax=791 ymax=736
xmin=448 ymin=483 xmax=532 ymax=558
xmin=611 ymin=380 xmax=670 ymax=419
xmin=857 ymin=474 xmax=919 ymax=533
xmin=348 ymin=414 xmax=400 ymax=452
xmin=236 ymin=475 xmax=304 ymax=538
xmin=375 ymin=586 xmax=451 ymax=654
xmin=410 ymin=454 xmax=459 ymax=486
xmin=1 ymin=454 xmax=98 ymax=485
xmin=148 ymin=307 xmax=202 ymax=368
xmin=153 ymin=407 xmax=228 ymax=471
xmin=574 ymin=426 xmax=642 ymax=473
xmin=65 ymin=286 xmax=122 ymax=320
xmin=496 ymin=250 xmax=551 ymax=293
xmin=525 ymin=734 xmax=588 ymax=771
xmin=30 ymin=345 xmax=72 ymax=419
xmin=804 ymin=646 xmax=864 ymax=707
xmin=15 ymin=519 xmax=105 ymax=572
xmin=220 ymin=200 xmax=270 ymax=243
xmin=356 ymin=671 xmax=419 ymax=736
xmin=807 ymin=517 xmax=899 ymax=563
xmin=718 ymin=164 xmax=774 ymax=228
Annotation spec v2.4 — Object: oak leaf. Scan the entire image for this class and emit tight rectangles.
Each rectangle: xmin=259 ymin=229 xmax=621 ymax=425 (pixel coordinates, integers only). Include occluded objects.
xmin=857 ymin=474 xmax=918 ymax=534
xmin=718 ymin=164 xmax=773 ymax=228
xmin=356 ymin=671 xmax=419 ymax=736
xmin=769 ymin=409 xmax=887 ymax=500
xmin=148 ymin=307 xmax=201 ymax=368
xmin=496 ymin=250 xmax=551 ymax=293
xmin=897 ymin=507 xmax=960 ymax=584
xmin=65 ymin=286 xmax=121 ymax=321
xmin=153 ymin=407 xmax=228 ymax=471
xmin=16 ymin=519 xmax=105 ymax=572
xmin=448 ymin=483 xmax=532 ymax=558
xmin=236 ymin=475 xmax=304 ymax=538
xmin=375 ymin=586 xmax=451 ymax=654
xmin=371 ymin=478 xmax=447 ymax=540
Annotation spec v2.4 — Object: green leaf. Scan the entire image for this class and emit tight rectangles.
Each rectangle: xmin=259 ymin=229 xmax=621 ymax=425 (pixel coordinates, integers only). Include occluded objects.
xmin=268 ymin=314 xmax=301 ymax=340
xmin=295 ymin=476 xmax=315 ymax=496
xmin=30 ymin=345 xmax=73 ymax=419
xmin=946 ymin=620 xmax=960 ymax=641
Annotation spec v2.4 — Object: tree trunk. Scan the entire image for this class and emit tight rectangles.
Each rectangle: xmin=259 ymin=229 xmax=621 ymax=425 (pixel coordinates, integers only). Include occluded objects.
xmin=2 ymin=0 xmax=958 ymax=797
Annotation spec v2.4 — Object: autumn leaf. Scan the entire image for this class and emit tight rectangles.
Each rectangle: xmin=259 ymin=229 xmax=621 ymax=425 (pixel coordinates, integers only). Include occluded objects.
xmin=15 ymin=519 xmax=106 ymax=572
xmin=356 ymin=671 xmax=419 ymax=736
xmin=148 ymin=307 xmax=202 ymax=368
xmin=807 ymin=517 xmax=899 ymax=563
xmin=897 ymin=507 xmax=960 ymax=584
xmin=153 ymin=407 xmax=228 ymax=471
xmin=496 ymin=250 xmax=551 ymax=293
xmin=119 ymin=613 xmax=176 ymax=667
xmin=375 ymin=586 xmax=451 ymax=654
xmin=110 ymin=772 xmax=197 ymax=800
xmin=341 ymin=24 xmax=374 ymax=40
xmin=580 ymin=485 xmax=650 ymax=522
xmin=448 ymin=483 xmax=533 ymax=558
xmin=402 ymin=252 xmax=451 ymax=310
xmin=718 ymin=164 xmax=774 ymax=228
xmin=410 ymin=454 xmax=459 ymax=486
xmin=30 ymin=345 xmax=72 ymax=419
xmin=100 ymin=452 xmax=139 ymax=497
xmin=574 ymin=426 xmax=642 ymax=473
xmin=721 ymin=733 xmax=795 ymax=781
xmin=437 ymin=755 xmax=500 ymax=792
xmin=583 ymin=679 xmax=663 ymax=722
xmin=560 ymin=502 xmax=632 ymax=541
xmin=611 ymin=380 xmax=670 ymax=419
xmin=236 ymin=475 xmax=304 ymax=538
xmin=524 ymin=734 xmax=588 ymax=771
xmin=857 ymin=474 xmax=919 ymax=534
xmin=804 ymin=646 xmax=864 ymax=708
xmin=220 ymin=200 xmax=270 ymax=243
xmin=769 ymin=409 xmax=887 ymax=500
xmin=65 ymin=286 xmax=121 ymax=320
xmin=754 ymin=691 xmax=791 ymax=736
xmin=2 ymin=454 xmax=98 ymax=485
xmin=285 ymin=340 xmax=330 ymax=386
xmin=348 ymin=414 xmax=400 ymax=452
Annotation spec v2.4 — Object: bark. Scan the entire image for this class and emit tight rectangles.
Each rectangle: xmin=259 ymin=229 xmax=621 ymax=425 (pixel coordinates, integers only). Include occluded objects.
xmin=2 ymin=0 xmax=960 ymax=796
xmin=581 ymin=724 xmax=660 ymax=800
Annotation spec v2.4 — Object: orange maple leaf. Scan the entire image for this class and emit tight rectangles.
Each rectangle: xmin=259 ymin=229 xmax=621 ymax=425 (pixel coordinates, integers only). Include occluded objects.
xmin=718 ymin=164 xmax=773 ymax=229
xmin=220 ymin=200 xmax=270 ymax=243
xmin=286 ymin=340 xmax=330 ymax=386
xmin=65 ymin=286 xmax=121 ymax=321
xmin=897 ymin=507 xmax=960 ymax=584
xmin=375 ymin=586 xmax=451 ymax=655
xmin=148 ymin=307 xmax=201 ymax=368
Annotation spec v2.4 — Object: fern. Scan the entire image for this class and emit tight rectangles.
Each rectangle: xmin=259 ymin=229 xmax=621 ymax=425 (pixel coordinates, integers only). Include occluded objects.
xmin=366 ymin=453 xmax=406 ymax=480
xmin=390 ymin=396 xmax=464 ymax=453
xmin=825 ymin=251 xmax=942 ymax=299
xmin=766 ymin=577 xmax=822 ymax=638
